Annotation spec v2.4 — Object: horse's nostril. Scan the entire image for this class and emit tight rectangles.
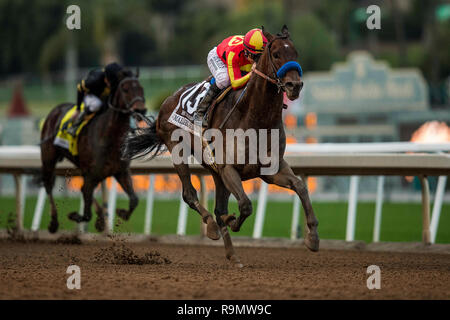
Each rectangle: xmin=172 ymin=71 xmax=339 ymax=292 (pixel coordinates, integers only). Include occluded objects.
xmin=286 ymin=82 xmax=294 ymax=90
xmin=285 ymin=81 xmax=302 ymax=93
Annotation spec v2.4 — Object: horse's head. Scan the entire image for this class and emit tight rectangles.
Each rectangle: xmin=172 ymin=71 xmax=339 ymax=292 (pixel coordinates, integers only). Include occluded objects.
xmin=260 ymin=25 xmax=303 ymax=101
xmin=109 ymin=68 xmax=147 ymax=115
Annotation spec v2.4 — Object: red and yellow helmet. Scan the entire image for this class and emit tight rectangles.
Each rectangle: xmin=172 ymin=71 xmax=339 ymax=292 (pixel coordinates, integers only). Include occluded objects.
xmin=243 ymin=28 xmax=268 ymax=54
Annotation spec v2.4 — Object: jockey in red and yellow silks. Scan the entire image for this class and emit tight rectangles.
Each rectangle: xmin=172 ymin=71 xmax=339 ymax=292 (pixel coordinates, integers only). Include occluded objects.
xmin=194 ymin=28 xmax=268 ymax=127
xmin=216 ymin=35 xmax=253 ymax=89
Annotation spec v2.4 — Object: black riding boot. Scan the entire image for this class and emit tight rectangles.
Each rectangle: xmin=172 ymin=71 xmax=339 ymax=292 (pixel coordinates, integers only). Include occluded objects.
xmin=194 ymin=82 xmax=221 ymax=128
xmin=67 ymin=110 xmax=88 ymax=136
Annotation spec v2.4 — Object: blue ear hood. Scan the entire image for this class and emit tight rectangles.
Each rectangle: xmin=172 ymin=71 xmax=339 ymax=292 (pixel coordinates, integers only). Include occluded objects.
xmin=276 ymin=61 xmax=303 ymax=78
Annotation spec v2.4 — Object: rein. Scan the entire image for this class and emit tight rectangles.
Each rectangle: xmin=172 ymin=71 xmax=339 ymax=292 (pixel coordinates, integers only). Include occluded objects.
xmin=108 ymin=77 xmax=145 ymax=114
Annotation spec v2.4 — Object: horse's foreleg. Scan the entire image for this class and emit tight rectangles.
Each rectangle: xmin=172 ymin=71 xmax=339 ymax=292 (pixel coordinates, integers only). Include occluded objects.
xmin=68 ymin=177 xmax=96 ymax=224
xmin=92 ymin=197 xmax=105 ymax=232
xmin=173 ymin=163 xmax=220 ymax=240
xmin=219 ymin=165 xmax=252 ymax=232
xmin=43 ymin=173 xmax=59 ymax=233
xmin=212 ymin=173 xmax=242 ymax=267
xmin=114 ymin=170 xmax=138 ymax=222
xmin=261 ymin=160 xmax=319 ymax=252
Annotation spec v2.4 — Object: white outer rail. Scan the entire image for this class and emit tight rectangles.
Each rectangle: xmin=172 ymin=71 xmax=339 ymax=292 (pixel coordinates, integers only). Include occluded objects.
xmin=0 ymin=143 xmax=449 ymax=244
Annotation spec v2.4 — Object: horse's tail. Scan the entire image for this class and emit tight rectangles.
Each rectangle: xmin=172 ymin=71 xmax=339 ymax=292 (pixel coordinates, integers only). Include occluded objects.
xmin=121 ymin=115 xmax=165 ymax=160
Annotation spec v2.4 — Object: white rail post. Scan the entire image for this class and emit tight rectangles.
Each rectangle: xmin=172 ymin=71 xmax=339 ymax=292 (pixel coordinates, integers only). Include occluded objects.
xmin=419 ymin=175 xmax=431 ymax=245
xmin=31 ymin=187 xmax=47 ymax=231
xmin=291 ymin=195 xmax=301 ymax=240
xmin=177 ymin=192 xmax=188 ymax=236
xmin=144 ymin=175 xmax=155 ymax=235
xmin=77 ymin=194 xmax=87 ymax=233
xmin=107 ymin=178 xmax=117 ymax=232
xmin=19 ymin=175 xmax=27 ymax=223
xmin=373 ymin=176 xmax=385 ymax=242
xmin=430 ymin=175 xmax=447 ymax=244
xmin=13 ymin=174 xmax=24 ymax=232
xmin=253 ymin=181 xmax=269 ymax=239
xmin=346 ymin=175 xmax=360 ymax=241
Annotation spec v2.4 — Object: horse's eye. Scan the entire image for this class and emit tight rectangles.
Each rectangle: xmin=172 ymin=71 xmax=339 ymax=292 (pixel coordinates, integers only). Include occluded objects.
xmin=273 ymin=52 xmax=280 ymax=59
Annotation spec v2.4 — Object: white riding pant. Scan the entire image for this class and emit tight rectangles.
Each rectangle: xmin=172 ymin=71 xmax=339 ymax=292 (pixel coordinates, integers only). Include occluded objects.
xmin=207 ymin=47 xmax=230 ymax=89
xmin=83 ymin=94 xmax=102 ymax=113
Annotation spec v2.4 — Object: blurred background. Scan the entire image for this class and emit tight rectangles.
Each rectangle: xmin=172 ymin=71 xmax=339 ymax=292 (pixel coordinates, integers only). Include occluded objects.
xmin=0 ymin=0 xmax=449 ymax=241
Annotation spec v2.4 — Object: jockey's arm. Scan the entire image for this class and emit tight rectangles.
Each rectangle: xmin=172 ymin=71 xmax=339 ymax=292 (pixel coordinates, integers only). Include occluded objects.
xmin=75 ymin=70 xmax=107 ymax=113
xmin=76 ymin=81 xmax=87 ymax=111
xmin=227 ymin=51 xmax=252 ymax=89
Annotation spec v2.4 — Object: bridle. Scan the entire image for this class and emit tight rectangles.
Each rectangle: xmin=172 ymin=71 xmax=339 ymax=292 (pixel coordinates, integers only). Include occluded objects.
xmin=252 ymin=34 xmax=303 ymax=93
xmin=107 ymin=76 xmax=146 ymax=114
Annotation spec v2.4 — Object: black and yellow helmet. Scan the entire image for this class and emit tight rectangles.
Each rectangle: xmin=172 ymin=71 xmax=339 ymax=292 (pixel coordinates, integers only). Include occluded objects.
xmin=104 ymin=62 xmax=123 ymax=88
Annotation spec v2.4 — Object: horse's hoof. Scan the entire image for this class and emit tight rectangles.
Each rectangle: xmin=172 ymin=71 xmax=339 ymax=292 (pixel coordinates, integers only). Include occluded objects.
xmin=230 ymin=221 xmax=241 ymax=232
xmin=95 ymin=217 xmax=105 ymax=232
xmin=206 ymin=218 xmax=220 ymax=241
xmin=222 ymin=213 xmax=241 ymax=232
xmin=68 ymin=212 xmax=82 ymax=223
xmin=48 ymin=220 xmax=59 ymax=234
xmin=116 ymin=209 xmax=131 ymax=221
xmin=228 ymin=255 xmax=244 ymax=268
xmin=304 ymin=232 xmax=320 ymax=252
xmin=221 ymin=214 xmax=236 ymax=228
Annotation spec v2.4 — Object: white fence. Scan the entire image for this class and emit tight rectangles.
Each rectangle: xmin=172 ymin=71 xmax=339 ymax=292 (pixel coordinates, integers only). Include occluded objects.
xmin=1 ymin=143 xmax=449 ymax=244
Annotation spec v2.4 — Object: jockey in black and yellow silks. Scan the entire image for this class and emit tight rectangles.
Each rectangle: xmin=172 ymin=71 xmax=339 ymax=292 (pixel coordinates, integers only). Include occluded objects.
xmin=65 ymin=62 xmax=123 ymax=136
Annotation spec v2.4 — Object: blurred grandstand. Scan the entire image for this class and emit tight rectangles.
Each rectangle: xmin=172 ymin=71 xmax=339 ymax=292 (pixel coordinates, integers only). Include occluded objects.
xmin=0 ymin=0 xmax=449 ymax=200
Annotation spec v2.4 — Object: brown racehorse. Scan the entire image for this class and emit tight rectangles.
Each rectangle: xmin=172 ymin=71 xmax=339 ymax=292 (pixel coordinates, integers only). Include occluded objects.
xmin=40 ymin=69 xmax=146 ymax=233
xmin=123 ymin=26 xmax=319 ymax=266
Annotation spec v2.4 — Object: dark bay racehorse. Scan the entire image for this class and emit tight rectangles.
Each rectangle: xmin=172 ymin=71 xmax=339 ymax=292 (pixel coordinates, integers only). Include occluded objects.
xmin=40 ymin=69 xmax=146 ymax=233
xmin=123 ymin=26 xmax=319 ymax=266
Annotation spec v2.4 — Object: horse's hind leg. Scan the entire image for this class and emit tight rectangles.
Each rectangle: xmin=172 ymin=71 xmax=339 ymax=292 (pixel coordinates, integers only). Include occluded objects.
xmin=212 ymin=173 xmax=243 ymax=267
xmin=173 ymin=163 xmax=220 ymax=240
xmin=261 ymin=160 xmax=319 ymax=252
xmin=92 ymin=197 xmax=105 ymax=232
xmin=219 ymin=165 xmax=253 ymax=233
xmin=114 ymin=170 xmax=138 ymax=222
xmin=42 ymin=150 xmax=59 ymax=233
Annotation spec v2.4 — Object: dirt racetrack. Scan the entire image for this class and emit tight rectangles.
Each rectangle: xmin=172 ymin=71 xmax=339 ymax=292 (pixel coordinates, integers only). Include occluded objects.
xmin=0 ymin=235 xmax=449 ymax=300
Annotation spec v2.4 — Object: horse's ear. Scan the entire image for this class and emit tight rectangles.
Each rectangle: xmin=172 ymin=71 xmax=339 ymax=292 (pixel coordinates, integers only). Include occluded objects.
xmin=261 ymin=25 xmax=274 ymax=42
xmin=136 ymin=67 xmax=140 ymax=78
xmin=281 ymin=25 xmax=290 ymax=38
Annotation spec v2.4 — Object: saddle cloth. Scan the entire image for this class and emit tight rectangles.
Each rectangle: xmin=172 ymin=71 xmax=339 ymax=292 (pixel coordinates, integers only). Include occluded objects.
xmin=167 ymin=80 xmax=232 ymax=172
xmin=53 ymin=103 xmax=94 ymax=156
xmin=168 ymin=80 xmax=211 ymax=135
xmin=168 ymin=80 xmax=232 ymax=136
